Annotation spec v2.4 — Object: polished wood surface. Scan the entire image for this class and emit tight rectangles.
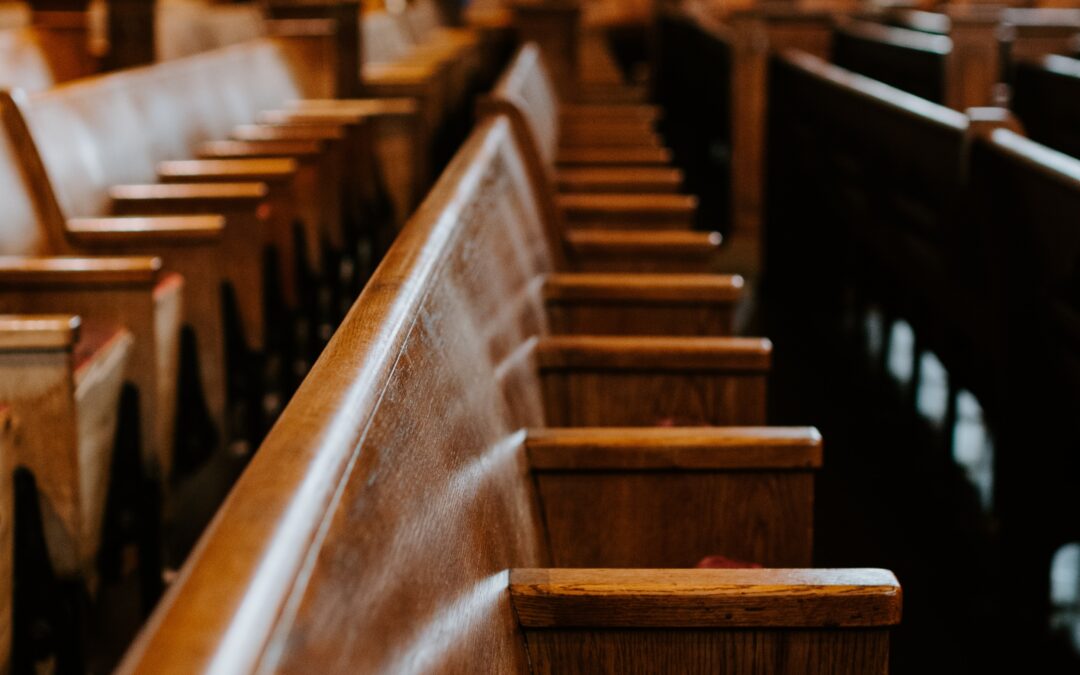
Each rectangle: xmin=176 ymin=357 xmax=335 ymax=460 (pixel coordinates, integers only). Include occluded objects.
xmin=121 ymin=115 xmax=891 ymax=674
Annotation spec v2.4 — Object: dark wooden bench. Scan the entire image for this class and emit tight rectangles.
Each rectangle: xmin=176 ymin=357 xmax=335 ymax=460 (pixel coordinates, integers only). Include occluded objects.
xmin=1010 ymin=54 xmax=1080 ymax=159
xmin=831 ymin=19 xmax=950 ymax=105
xmin=118 ymin=114 xmax=901 ymax=675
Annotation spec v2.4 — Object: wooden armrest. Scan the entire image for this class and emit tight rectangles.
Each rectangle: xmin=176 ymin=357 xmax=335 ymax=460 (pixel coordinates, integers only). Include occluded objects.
xmin=0 ymin=314 xmax=79 ymax=351
xmin=196 ymin=140 xmax=324 ymax=160
xmin=0 ymin=255 xmax=161 ymax=285
xmin=526 ymin=426 xmax=822 ymax=470
xmin=561 ymin=103 xmax=661 ymax=123
xmin=558 ymin=146 xmax=673 ymax=166
xmin=157 ymin=159 xmax=298 ymax=184
xmin=566 ymin=230 xmax=722 ymax=255
xmin=280 ymin=97 xmax=421 ymax=120
xmin=67 ymin=216 xmax=225 ymax=245
xmin=108 ymin=183 xmax=268 ymax=210
xmin=232 ymin=124 xmax=345 ymax=143
xmin=510 ymin=568 xmax=901 ymax=627
xmin=556 ymin=167 xmax=683 ymax=194
xmin=544 ymin=273 xmax=742 ymax=303
xmin=537 ymin=336 xmax=771 ymax=372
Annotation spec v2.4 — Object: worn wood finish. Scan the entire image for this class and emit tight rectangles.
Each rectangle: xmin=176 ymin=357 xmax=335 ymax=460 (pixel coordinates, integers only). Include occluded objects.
xmin=530 ymin=426 xmax=820 ymax=567
xmin=0 ymin=315 xmax=131 ymax=578
xmin=119 ymin=115 xmax=888 ymax=673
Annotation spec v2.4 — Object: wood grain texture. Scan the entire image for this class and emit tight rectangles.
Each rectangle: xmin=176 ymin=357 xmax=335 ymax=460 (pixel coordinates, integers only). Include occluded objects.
xmin=525 ymin=426 xmax=823 ymax=470
xmin=510 ymin=568 xmax=902 ymax=627
xmin=522 ymin=628 xmax=892 ymax=675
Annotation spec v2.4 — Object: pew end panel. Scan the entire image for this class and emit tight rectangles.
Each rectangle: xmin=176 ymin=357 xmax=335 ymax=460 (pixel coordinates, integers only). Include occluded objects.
xmin=511 ymin=568 xmax=900 ymax=675
xmin=527 ymin=426 xmax=821 ymax=567
xmin=542 ymin=273 xmax=743 ymax=336
xmin=67 ymin=215 xmax=230 ymax=434
xmin=563 ymin=230 xmax=725 ymax=274
xmin=0 ymin=255 xmax=183 ymax=477
xmin=107 ymin=184 xmax=272 ymax=348
xmin=537 ymin=336 xmax=772 ymax=426
xmin=557 ymin=194 xmax=698 ymax=230
xmin=0 ymin=314 xmax=132 ymax=578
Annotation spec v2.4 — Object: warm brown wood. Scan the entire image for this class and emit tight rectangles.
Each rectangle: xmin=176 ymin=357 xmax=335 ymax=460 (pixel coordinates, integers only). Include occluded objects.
xmin=0 ymin=315 xmax=132 ymax=578
xmin=525 ymin=426 xmax=823 ymax=469
xmin=196 ymin=139 xmax=324 ymax=160
xmin=556 ymin=166 xmax=683 ymax=193
xmin=156 ymin=158 xmax=298 ymax=183
xmin=522 ymin=627 xmax=892 ymax=675
xmin=0 ymin=254 xmax=161 ymax=284
xmin=543 ymin=273 xmax=743 ymax=336
xmin=119 ymin=115 xmax=884 ymax=673
xmin=66 ymin=216 xmax=225 ymax=244
xmin=558 ymin=146 xmax=673 ymax=166
xmin=558 ymin=193 xmax=697 ymax=229
xmin=537 ymin=335 xmax=772 ymax=370
xmin=529 ymin=426 xmax=820 ymax=568
xmin=510 ymin=568 xmax=902 ymax=627
xmin=564 ymin=229 xmax=723 ymax=273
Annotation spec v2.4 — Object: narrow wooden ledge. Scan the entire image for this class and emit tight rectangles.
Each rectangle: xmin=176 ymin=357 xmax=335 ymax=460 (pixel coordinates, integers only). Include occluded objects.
xmin=109 ymin=183 xmax=268 ymax=208
xmin=556 ymin=167 xmax=683 ymax=193
xmin=560 ymin=103 xmax=661 ymax=122
xmin=510 ymin=568 xmax=902 ymax=628
xmin=157 ymin=158 xmax=298 ymax=184
xmin=232 ymin=124 xmax=345 ymax=143
xmin=565 ymin=230 xmax=723 ymax=255
xmin=537 ymin=336 xmax=772 ymax=372
xmin=282 ymin=97 xmax=420 ymax=119
xmin=67 ymin=216 xmax=225 ymax=244
xmin=543 ymin=273 xmax=743 ymax=303
xmin=0 ymin=314 xmax=80 ymax=351
xmin=0 ymin=255 xmax=161 ymax=285
xmin=557 ymin=146 xmax=673 ymax=166
xmin=196 ymin=140 xmax=324 ymax=159
xmin=525 ymin=426 xmax=823 ymax=470
xmin=557 ymin=193 xmax=698 ymax=214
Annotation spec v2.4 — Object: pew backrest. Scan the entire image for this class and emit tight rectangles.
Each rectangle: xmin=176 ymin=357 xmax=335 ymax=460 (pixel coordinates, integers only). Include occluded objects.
xmin=1011 ymin=55 xmax=1080 ymax=160
xmin=14 ymin=38 xmax=310 ymax=218
xmin=0 ymin=27 xmax=56 ymax=92
xmin=119 ymin=115 xmax=558 ymax=673
xmin=485 ymin=42 xmax=561 ymax=170
xmin=831 ymin=19 xmax=951 ymax=104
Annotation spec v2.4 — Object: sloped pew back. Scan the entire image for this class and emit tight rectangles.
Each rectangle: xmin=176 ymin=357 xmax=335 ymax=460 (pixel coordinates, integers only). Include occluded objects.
xmin=1011 ymin=54 xmax=1080 ymax=160
xmin=831 ymin=19 xmax=951 ymax=105
xmin=120 ymin=115 xmax=896 ymax=675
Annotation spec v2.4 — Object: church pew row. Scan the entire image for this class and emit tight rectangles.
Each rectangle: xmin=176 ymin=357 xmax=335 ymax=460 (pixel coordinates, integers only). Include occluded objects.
xmin=1010 ymin=54 xmax=1080 ymax=159
xmin=768 ymin=47 xmax=1080 ymax=624
xmin=118 ymin=114 xmax=901 ymax=675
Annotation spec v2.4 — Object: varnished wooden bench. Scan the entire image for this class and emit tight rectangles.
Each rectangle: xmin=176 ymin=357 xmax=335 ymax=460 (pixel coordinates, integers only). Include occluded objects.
xmin=831 ymin=19 xmax=950 ymax=105
xmin=118 ymin=115 xmax=900 ymax=675
xmin=1010 ymin=54 xmax=1080 ymax=159
xmin=0 ymin=315 xmax=130 ymax=579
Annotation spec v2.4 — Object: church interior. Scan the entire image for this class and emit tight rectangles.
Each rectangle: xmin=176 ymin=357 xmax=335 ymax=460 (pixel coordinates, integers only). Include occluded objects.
xmin=0 ymin=0 xmax=1077 ymax=671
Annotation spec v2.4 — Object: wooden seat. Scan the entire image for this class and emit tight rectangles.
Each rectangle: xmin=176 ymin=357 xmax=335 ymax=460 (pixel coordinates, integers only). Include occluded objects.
xmin=118 ymin=115 xmax=900 ymax=675
xmin=0 ymin=95 xmax=195 ymax=480
xmin=0 ymin=315 xmax=131 ymax=579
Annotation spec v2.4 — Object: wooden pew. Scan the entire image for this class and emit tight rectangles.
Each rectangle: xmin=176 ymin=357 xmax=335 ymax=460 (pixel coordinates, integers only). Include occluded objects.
xmin=963 ymin=128 xmax=1080 ymax=629
xmin=118 ymin=114 xmax=900 ymax=674
xmin=1010 ymin=54 xmax=1080 ymax=159
xmin=0 ymin=92 xmax=220 ymax=481
xmin=0 ymin=315 xmax=130 ymax=579
xmin=479 ymin=44 xmax=698 ymax=231
xmin=766 ymin=50 xmax=1018 ymax=412
xmin=831 ymin=19 xmax=950 ymax=105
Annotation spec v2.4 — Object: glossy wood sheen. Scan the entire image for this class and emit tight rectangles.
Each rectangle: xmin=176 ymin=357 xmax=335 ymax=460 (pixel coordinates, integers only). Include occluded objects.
xmin=511 ymin=568 xmax=902 ymax=627
xmin=120 ymin=116 xmax=885 ymax=673
xmin=0 ymin=255 xmax=161 ymax=284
